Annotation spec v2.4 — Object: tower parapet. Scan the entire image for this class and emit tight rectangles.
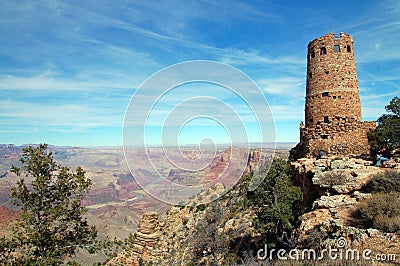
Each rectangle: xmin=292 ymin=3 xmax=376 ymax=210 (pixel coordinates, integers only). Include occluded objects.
xmin=291 ymin=32 xmax=375 ymax=158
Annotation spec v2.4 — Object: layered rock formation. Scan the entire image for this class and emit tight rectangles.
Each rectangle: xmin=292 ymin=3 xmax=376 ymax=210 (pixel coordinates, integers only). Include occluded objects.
xmin=110 ymin=154 xmax=400 ymax=265
xmin=108 ymin=181 xmax=255 ymax=265
xmin=131 ymin=212 xmax=163 ymax=259
xmin=109 ymin=212 xmax=164 ymax=265
xmin=292 ymin=156 xmax=400 ymax=259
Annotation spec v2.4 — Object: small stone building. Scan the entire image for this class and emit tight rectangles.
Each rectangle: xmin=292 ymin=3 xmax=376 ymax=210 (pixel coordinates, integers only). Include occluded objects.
xmin=292 ymin=32 xmax=375 ymax=158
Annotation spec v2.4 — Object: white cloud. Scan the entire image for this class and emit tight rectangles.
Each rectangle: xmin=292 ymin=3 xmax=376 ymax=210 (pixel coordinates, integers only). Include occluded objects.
xmin=258 ymin=77 xmax=305 ymax=96
xmin=0 ymin=100 xmax=123 ymax=130
xmin=0 ymin=0 xmax=399 ymax=145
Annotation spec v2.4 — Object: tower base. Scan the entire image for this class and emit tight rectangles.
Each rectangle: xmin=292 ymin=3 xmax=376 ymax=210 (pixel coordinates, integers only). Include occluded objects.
xmin=291 ymin=116 xmax=376 ymax=159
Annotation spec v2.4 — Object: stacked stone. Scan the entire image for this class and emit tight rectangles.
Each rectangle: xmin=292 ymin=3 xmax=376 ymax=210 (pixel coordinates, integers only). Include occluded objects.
xmin=131 ymin=212 xmax=160 ymax=256
xmin=293 ymin=32 xmax=376 ymax=159
xmin=106 ymin=212 xmax=165 ymax=266
xmin=305 ymin=32 xmax=361 ymax=128
xmin=298 ymin=115 xmax=375 ymax=157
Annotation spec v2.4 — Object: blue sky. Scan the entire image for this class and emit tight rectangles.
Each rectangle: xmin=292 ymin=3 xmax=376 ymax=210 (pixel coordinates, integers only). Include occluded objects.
xmin=1 ymin=0 xmax=399 ymax=147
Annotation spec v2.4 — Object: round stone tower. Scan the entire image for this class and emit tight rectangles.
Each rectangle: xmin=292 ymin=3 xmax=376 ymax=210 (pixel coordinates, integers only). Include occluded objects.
xmin=290 ymin=32 xmax=376 ymax=158
xmin=305 ymin=32 xmax=362 ymax=128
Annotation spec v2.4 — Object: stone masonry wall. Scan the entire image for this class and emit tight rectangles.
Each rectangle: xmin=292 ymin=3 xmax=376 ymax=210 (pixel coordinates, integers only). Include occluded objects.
xmin=293 ymin=32 xmax=375 ymax=158
xmin=306 ymin=32 xmax=361 ymax=129
xmin=299 ymin=116 xmax=375 ymax=157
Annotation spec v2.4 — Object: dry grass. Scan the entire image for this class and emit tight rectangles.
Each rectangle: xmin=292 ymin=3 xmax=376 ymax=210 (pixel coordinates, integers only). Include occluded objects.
xmin=357 ymin=192 xmax=400 ymax=233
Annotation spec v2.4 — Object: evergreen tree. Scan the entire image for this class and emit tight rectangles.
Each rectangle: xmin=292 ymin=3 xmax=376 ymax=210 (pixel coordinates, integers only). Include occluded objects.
xmin=5 ymin=144 xmax=97 ymax=264
xmin=368 ymin=96 xmax=400 ymax=154
xmin=248 ymin=158 xmax=302 ymax=248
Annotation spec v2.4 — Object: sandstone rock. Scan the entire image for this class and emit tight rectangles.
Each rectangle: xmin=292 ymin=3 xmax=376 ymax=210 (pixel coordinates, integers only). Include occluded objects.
xmin=330 ymin=158 xmax=358 ymax=169
xmin=353 ymin=191 xmax=371 ymax=201
xmin=137 ymin=212 xmax=158 ymax=234
xmin=131 ymin=243 xmax=144 ymax=254
xmin=108 ymin=211 xmax=163 ymax=266
xmin=367 ymin=228 xmax=384 ymax=238
xmin=314 ymin=158 xmax=329 ymax=168
xmin=312 ymin=195 xmax=356 ymax=209
xmin=292 ymin=158 xmax=315 ymax=174
xmin=304 ymin=157 xmax=382 ymax=195
xmin=224 ymin=219 xmax=235 ymax=232
xmin=381 ymin=160 xmax=397 ymax=168
xmin=292 ymin=155 xmax=396 ymax=252
xmin=332 ymin=183 xmax=362 ymax=194
xmin=298 ymin=209 xmax=332 ymax=233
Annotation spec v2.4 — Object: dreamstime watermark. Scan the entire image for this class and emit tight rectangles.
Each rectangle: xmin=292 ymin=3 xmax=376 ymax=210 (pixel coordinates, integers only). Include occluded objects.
xmin=123 ymin=61 xmax=275 ymax=206
xmin=257 ymin=237 xmax=397 ymax=262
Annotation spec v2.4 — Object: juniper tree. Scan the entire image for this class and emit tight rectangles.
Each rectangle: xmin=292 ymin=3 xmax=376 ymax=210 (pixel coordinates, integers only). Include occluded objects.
xmin=248 ymin=158 xmax=302 ymax=249
xmin=368 ymin=96 xmax=400 ymax=154
xmin=7 ymin=144 xmax=97 ymax=264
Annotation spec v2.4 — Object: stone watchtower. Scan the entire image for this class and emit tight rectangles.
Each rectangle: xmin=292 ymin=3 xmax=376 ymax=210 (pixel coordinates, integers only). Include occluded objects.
xmin=292 ymin=32 xmax=375 ymax=158
xmin=305 ymin=32 xmax=361 ymax=128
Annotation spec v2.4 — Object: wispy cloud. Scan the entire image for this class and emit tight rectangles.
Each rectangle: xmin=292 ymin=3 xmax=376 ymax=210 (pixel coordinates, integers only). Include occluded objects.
xmin=258 ymin=77 xmax=304 ymax=96
xmin=0 ymin=72 xmax=134 ymax=91
xmin=0 ymin=0 xmax=398 ymax=145
xmin=347 ymin=2 xmax=400 ymax=64
xmin=0 ymin=99 xmax=123 ymax=129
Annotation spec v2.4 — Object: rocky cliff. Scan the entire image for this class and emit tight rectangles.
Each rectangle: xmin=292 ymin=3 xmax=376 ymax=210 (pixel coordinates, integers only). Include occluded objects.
xmin=292 ymin=156 xmax=400 ymax=263
xmin=109 ymin=155 xmax=400 ymax=265
xmin=108 ymin=180 xmax=257 ymax=265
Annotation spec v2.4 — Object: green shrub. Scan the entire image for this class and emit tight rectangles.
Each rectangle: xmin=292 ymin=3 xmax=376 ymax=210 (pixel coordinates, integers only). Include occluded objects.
xmin=299 ymin=226 xmax=329 ymax=251
xmin=373 ymin=214 xmax=400 ymax=233
xmin=318 ymin=170 xmax=348 ymax=186
xmin=362 ymin=170 xmax=400 ymax=193
xmin=358 ymin=192 xmax=400 ymax=233
xmin=196 ymin=204 xmax=207 ymax=211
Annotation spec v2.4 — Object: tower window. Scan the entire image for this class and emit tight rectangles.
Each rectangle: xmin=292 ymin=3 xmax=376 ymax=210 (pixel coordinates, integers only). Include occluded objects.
xmin=347 ymin=45 xmax=351 ymax=52
xmin=334 ymin=44 xmax=340 ymax=52
xmin=310 ymin=50 xmax=315 ymax=58
xmin=309 ymin=72 xmax=312 ymax=79
xmin=321 ymin=135 xmax=328 ymax=139
xmin=338 ymin=95 xmax=342 ymax=99
xmin=322 ymin=92 xmax=329 ymax=97
xmin=320 ymin=47 xmax=327 ymax=55
xmin=324 ymin=116 xmax=329 ymax=123
xmin=333 ymin=96 xmax=337 ymax=99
